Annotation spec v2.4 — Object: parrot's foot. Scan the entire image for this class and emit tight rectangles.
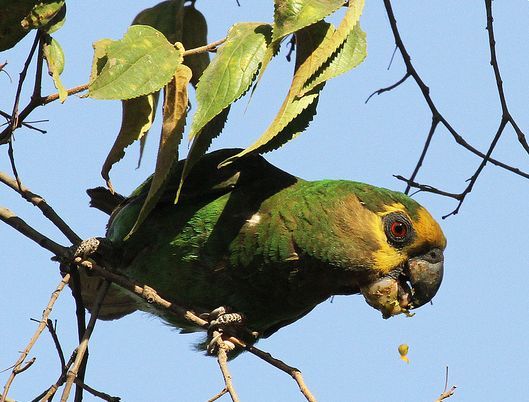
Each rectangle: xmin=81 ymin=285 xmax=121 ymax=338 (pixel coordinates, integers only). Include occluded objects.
xmin=201 ymin=306 xmax=258 ymax=355
xmin=71 ymin=237 xmax=116 ymax=269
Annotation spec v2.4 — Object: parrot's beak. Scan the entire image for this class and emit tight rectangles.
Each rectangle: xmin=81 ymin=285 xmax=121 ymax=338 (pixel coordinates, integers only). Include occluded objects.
xmin=360 ymin=247 xmax=444 ymax=318
xmin=406 ymin=247 xmax=444 ymax=309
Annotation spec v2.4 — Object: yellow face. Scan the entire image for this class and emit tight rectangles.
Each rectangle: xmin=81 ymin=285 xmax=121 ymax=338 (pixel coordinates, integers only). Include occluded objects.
xmin=370 ymin=202 xmax=446 ymax=274
xmin=359 ymin=202 xmax=446 ymax=318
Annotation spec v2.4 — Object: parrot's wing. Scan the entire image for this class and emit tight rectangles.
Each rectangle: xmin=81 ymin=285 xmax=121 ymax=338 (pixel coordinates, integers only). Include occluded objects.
xmin=106 ymin=148 xmax=298 ymax=219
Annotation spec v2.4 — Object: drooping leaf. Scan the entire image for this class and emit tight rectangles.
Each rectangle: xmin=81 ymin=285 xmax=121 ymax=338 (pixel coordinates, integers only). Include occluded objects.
xmin=175 ymin=107 xmax=230 ymax=203
xmin=21 ymin=0 xmax=64 ymax=30
xmin=101 ymin=93 xmax=159 ymax=192
xmin=88 ymin=25 xmax=183 ymax=100
xmin=272 ymin=0 xmax=344 ymax=42
xmin=298 ymin=0 xmax=365 ymax=91
xmin=188 ymin=22 xmax=272 ymax=140
xmin=132 ymin=0 xmax=185 ymax=44
xmin=43 ymin=2 xmax=66 ymax=34
xmin=182 ymin=3 xmax=210 ymax=87
xmin=300 ymin=22 xmax=366 ymax=96
xmin=42 ymin=35 xmax=67 ymax=102
xmin=128 ymin=64 xmax=192 ymax=237
xmin=219 ymin=21 xmax=332 ymax=166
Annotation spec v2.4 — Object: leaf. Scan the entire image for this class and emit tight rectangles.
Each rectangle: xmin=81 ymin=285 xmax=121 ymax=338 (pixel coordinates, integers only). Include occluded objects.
xmin=219 ymin=21 xmax=332 ymax=167
xmin=298 ymin=0 xmax=365 ymax=91
xmin=89 ymin=38 xmax=114 ymax=84
xmin=273 ymin=0 xmax=344 ymax=42
xmin=132 ymin=0 xmax=185 ymax=44
xmin=43 ymin=2 xmax=66 ymax=34
xmin=300 ymin=22 xmax=366 ymax=96
xmin=101 ymin=93 xmax=159 ymax=192
xmin=0 ymin=0 xmax=66 ymax=50
xmin=127 ymin=64 xmax=192 ymax=237
xmin=21 ymin=0 xmax=64 ymax=30
xmin=182 ymin=3 xmax=210 ymax=87
xmin=188 ymin=22 xmax=272 ymax=140
xmin=42 ymin=35 xmax=67 ymax=102
xmin=175 ymin=108 xmax=230 ymax=203
xmin=88 ymin=25 xmax=183 ymax=100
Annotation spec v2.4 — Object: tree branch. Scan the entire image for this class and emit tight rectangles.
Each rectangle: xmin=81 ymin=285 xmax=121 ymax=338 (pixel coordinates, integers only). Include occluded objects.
xmin=60 ymin=280 xmax=111 ymax=402
xmin=485 ymin=0 xmax=529 ymax=154
xmin=0 ymin=171 xmax=82 ymax=245
xmin=0 ymin=274 xmax=71 ymax=402
xmin=380 ymin=0 xmax=529 ymax=194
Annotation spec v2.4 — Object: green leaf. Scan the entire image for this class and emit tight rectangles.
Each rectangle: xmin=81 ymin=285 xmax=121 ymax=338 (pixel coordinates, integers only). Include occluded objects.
xmin=42 ymin=35 xmax=67 ymax=102
xmin=272 ymin=0 xmax=344 ymax=42
xmin=89 ymin=38 xmax=114 ymax=84
xmin=298 ymin=0 xmax=365 ymax=91
xmin=101 ymin=93 xmax=159 ymax=192
xmin=175 ymin=108 xmax=230 ymax=203
xmin=132 ymin=0 xmax=185 ymax=44
xmin=0 ymin=0 xmax=37 ymax=51
xmin=128 ymin=64 xmax=192 ymax=237
xmin=21 ymin=0 xmax=64 ymax=30
xmin=43 ymin=3 xmax=66 ymax=34
xmin=188 ymin=22 xmax=272 ymax=140
xmin=219 ymin=21 xmax=332 ymax=167
xmin=300 ymin=22 xmax=366 ymax=96
xmin=88 ymin=25 xmax=183 ymax=100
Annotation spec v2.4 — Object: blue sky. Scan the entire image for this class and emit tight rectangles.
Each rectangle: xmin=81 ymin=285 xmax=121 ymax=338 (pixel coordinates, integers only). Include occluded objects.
xmin=2 ymin=1 xmax=529 ymax=401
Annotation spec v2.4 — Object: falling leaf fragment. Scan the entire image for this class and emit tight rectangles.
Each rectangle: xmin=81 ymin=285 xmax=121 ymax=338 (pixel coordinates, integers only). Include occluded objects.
xmin=398 ymin=343 xmax=410 ymax=363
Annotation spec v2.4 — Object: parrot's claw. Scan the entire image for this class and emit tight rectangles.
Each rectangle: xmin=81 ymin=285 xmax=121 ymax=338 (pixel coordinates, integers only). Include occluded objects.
xmin=201 ymin=306 xmax=257 ymax=355
xmin=71 ymin=237 xmax=116 ymax=269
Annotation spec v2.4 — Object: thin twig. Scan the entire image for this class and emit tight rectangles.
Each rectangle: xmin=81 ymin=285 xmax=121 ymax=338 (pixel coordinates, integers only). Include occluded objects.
xmin=73 ymin=379 xmax=121 ymax=402
xmin=380 ymin=0 xmax=529 ymax=190
xmin=8 ymin=31 xmax=41 ymax=136
xmin=434 ymin=366 xmax=456 ymax=402
xmin=365 ymin=72 xmax=410 ymax=103
xmin=0 ymin=206 xmax=70 ymax=257
xmin=60 ymin=280 xmax=111 ymax=402
xmin=208 ymin=388 xmax=228 ymax=402
xmin=214 ymin=332 xmax=240 ymax=402
xmin=182 ymin=37 xmax=226 ymax=56
xmin=45 ymin=319 xmax=67 ymax=370
xmin=1 ymin=274 xmax=71 ymax=402
xmin=405 ymin=116 xmax=439 ymax=194
xmin=485 ymin=0 xmax=529 ymax=154
xmin=0 ymin=171 xmax=82 ymax=244
xmin=34 ymin=353 xmax=76 ymax=401
xmin=229 ymin=338 xmax=317 ymax=402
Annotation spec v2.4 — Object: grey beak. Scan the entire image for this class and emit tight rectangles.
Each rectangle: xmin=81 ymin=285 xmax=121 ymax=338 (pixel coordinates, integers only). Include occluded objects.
xmin=408 ymin=248 xmax=444 ymax=309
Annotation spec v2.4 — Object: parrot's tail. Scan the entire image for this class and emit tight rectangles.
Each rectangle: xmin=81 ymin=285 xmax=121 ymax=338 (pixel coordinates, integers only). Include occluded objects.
xmin=76 ymin=267 xmax=139 ymax=320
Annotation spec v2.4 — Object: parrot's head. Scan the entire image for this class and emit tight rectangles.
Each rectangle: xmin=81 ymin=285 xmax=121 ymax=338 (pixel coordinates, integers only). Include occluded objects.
xmin=321 ymin=182 xmax=447 ymax=319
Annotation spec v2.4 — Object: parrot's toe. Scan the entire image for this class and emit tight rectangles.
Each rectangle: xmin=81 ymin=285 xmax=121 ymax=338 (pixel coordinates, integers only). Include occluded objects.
xmin=201 ymin=306 xmax=258 ymax=355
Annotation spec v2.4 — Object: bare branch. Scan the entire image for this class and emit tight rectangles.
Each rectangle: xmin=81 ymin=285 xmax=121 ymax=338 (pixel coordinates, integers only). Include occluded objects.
xmin=380 ymin=0 xmax=529 ymax=192
xmin=228 ymin=338 xmax=317 ymax=402
xmin=214 ymin=333 xmax=240 ymax=402
xmin=183 ymin=37 xmax=226 ymax=56
xmin=365 ymin=72 xmax=410 ymax=104
xmin=1 ymin=274 xmax=71 ymax=402
xmin=434 ymin=366 xmax=457 ymax=402
xmin=0 ymin=171 xmax=82 ymax=244
xmin=485 ymin=0 xmax=529 ymax=154
xmin=60 ymin=280 xmax=111 ymax=402
xmin=0 ymin=206 xmax=70 ymax=258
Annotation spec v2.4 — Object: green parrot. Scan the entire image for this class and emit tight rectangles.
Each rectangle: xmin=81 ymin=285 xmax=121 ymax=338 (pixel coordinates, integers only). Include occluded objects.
xmin=82 ymin=148 xmax=446 ymax=349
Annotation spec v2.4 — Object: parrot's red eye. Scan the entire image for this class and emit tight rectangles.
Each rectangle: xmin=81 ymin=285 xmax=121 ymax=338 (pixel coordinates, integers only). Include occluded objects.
xmin=384 ymin=213 xmax=413 ymax=246
xmin=390 ymin=221 xmax=407 ymax=238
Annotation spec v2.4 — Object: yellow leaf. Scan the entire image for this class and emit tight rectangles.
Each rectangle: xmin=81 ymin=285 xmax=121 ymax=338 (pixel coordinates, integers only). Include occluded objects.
xmin=398 ymin=343 xmax=410 ymax=364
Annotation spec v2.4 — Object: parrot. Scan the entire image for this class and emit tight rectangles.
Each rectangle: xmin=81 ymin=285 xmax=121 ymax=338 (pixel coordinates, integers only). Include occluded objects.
xmin=82 ymin=148 xmax=446 ymax=351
